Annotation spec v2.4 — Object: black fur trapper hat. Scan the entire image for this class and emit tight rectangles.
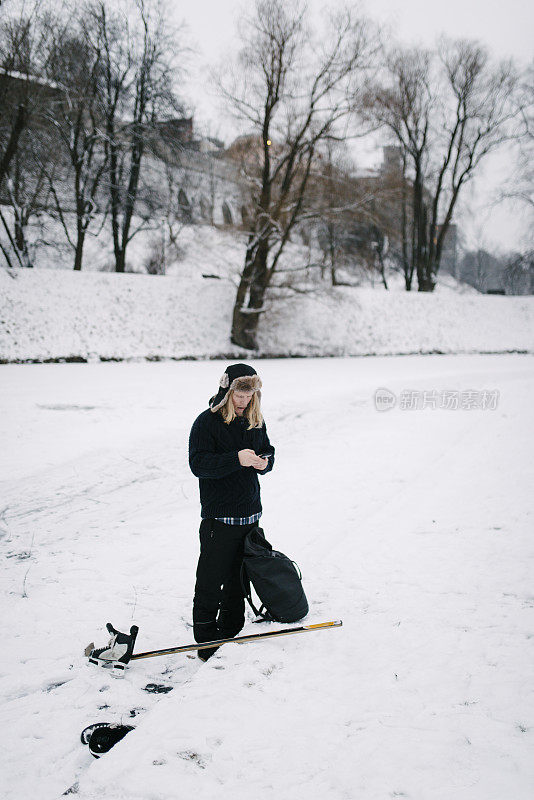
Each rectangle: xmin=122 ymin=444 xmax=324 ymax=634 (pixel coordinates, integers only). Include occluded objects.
xmin=209 ymin=363 xmax=262 ymax=413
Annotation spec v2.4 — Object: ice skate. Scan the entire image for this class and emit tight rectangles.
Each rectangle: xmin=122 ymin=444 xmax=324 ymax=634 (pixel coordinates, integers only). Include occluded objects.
xmin=86 ymin=623 xmax=139 ymax=673
xmin=81 ymin=722 xmax=135 ymax=758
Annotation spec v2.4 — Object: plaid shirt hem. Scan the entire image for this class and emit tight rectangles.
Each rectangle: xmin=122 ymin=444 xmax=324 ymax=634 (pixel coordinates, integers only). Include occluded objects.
xmin=214 ymin=512 xmax=262 ymax=526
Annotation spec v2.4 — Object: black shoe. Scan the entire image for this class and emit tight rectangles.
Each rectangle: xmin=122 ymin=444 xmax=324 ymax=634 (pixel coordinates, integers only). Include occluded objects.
xmin=197 ymin=645 xmax=219 ymax=661
xmin=81 ymin=723 xmax=134 ymax=758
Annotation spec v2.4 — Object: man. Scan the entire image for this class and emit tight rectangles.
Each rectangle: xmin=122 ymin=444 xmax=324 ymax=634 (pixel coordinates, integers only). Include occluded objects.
xmin=189 ymin=363 xmax=275 ymax=660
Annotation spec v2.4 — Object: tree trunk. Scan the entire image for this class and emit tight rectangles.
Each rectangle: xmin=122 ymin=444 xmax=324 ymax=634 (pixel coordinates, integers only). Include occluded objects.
xmin=0 ymin=240 xmax=15 ymax=269
xmin=107 ymin=131 xmax=123 ymax=273
xmin=231 ymin=234 xmax=269 ymax=349
xmin=231 ymin=305 xmax=263 ymax=350
xmin=378 ymin=252 xmax=388 ymax=290
xmin=115 ymin=247 xmax=126 ymax=274
xmin=73 ymin=185 xmax=85 ymax=270
xmin=73 ymin=228 xmax=85 ymax=271
xmin=413 ymin=171 xmax=429 ymax=291
xmin=13 ymin=213 xmax=32 ymax=268
xmin=14 ymin=216 xmax=24 ymax=252
xmin=0 ymin=208 xmax=24 ymax=268
xmin=0 ymin=104 xmax=26 ymax=187
xmin=401 ymin=156 xmax=412 ymax=291
xmin=331 ymin=265 xmax=339 ymax=286
xmin=120 ymin=136 xmax=144 ymax=264
xmin=418 ymin=261 xmax=437 ymax=291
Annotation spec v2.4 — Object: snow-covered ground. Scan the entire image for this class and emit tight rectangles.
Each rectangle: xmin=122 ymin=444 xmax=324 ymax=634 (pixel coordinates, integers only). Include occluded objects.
xmin=1 ymin=355 xmax=533 ymax=800
xmin=1 ymin=226 xmax=533 ymax=362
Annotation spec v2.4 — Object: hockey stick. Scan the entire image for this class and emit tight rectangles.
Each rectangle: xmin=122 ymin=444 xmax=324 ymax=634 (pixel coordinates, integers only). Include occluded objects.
xmin=130 ymin=620 xmax=342 ymax=661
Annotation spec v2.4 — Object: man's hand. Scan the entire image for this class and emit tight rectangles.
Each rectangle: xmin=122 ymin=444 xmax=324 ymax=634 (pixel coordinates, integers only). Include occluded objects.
xmin=238 ymin=449 xmax=267 ymax=469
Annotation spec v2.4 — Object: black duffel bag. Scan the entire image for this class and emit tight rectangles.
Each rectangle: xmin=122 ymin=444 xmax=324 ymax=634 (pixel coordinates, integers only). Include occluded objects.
xmin=240 ymin=527 xmax=308 ymax=623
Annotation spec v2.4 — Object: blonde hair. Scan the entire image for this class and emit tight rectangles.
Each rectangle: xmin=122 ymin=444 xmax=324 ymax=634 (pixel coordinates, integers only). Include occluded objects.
xmin=220 ymin=390 xmax=264 ymax=429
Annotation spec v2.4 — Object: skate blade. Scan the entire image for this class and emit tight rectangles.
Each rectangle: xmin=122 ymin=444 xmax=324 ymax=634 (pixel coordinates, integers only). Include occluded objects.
xmin=88 ymin=656 xmax=127 ymax=677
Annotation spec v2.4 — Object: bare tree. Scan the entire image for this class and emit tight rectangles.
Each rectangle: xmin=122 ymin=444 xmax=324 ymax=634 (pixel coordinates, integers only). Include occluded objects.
xmin=459 ymin=247 xmax=501 ymax=292
xmin=503 ymin=250 xmax=534 ymax=295
xmin=314 ymin=143 xmax=359 ymax=286
xmin=219 ymin=0 xmax=375 ymax=349
xmin=311 ymin=141 xmax=392 ymax=287
xmin=1 ymin=119 xmax=59 ymax=268
xmin=0 ymin=1 xmax=42 ymax=187
xmin=43 ymin=10 xmax=109 ymax=270
xmin=499 ymin=62 xmax=534 ymax=247
xmin=364 ymin=39 xmax=521 ymax=291
xmin=0 ymin=0 xmax=61 ymax=267
xmin=90 ymin=0 xmax=185 ymax=273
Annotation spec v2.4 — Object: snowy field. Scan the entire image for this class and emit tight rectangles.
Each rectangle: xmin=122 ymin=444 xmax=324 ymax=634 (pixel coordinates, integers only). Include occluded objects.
xmin=1 ymin=226 xmax=533 ymax=362
xmin=0 ymin=355 xmax=533 ymax=800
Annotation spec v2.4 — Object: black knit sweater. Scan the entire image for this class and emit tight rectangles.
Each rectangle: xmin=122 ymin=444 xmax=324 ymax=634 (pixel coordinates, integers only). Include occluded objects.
xmin=189 ymin=409 xmax=275 ymax=519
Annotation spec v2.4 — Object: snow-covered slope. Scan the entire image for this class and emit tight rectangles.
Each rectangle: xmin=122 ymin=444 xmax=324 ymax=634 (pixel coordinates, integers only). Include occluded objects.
xmin=1 ymin=226 xmax=532 ymax=361
xmin=0 ymin=356 xmax=533 ymax=800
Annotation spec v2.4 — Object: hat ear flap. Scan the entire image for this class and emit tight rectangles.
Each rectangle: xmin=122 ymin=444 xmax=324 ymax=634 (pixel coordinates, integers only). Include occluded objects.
xmin=220 ymin=373 xmax=229 ymax=389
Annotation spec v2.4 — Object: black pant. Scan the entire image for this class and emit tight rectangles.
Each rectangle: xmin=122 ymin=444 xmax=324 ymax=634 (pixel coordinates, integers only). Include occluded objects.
xmin=193 ymin=518 xmax=257 ymax=644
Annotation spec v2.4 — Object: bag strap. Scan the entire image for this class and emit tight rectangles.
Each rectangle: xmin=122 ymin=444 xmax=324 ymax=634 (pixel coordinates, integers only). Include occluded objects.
xmin=240 ymin=562 xmax=258 ymax=615
xmin=240 ymin=562 xmax=274 ymax=622
xmin=292 ymin=561 xmax=303 ymax=580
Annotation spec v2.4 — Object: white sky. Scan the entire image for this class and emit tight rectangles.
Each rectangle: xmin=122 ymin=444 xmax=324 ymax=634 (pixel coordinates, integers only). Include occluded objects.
xmin=173 ymin=0 xmax=533 ymax=253
xmin=180 ymin=0 xmax=534 ymax=65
